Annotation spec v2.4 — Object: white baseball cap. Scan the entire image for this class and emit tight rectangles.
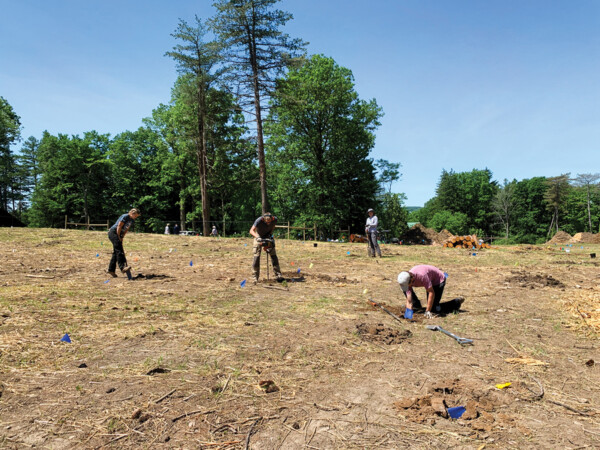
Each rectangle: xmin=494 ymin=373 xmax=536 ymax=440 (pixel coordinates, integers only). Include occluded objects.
xmin=397 ymin=272 xmax=411 ymax=291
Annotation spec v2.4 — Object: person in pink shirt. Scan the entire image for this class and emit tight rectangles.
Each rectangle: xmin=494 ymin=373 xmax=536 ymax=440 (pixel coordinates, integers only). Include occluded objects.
xmin=397 ymin=265 xmax=447 ymax=319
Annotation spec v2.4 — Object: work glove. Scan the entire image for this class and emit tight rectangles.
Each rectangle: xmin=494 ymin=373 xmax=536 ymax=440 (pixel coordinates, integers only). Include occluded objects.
xmin=404 ymin=308 xmax=413 ymax=320
xmin=424 ymin=311 xmax=434 ymax=319
xmin=256 ymin=238 xmax=262 ymax=243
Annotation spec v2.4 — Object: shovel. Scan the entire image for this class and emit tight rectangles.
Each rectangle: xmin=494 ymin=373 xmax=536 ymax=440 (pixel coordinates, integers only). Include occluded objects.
xmin=426 ymin=325 xmax=473 ymax=345
xmin=368 ymin=298 xmax=404 ymax=324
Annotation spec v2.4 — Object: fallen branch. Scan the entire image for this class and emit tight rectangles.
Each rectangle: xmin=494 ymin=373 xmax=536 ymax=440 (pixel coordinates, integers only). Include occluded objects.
xmin=172 ymin=409 xmax=214 ymax=423
xmin=245 ymin=418 xmax=261 ymax=450
xmin=25 ymin=274 xmax=55 ymax=279
xmin=314 ymin=402 xmax=339 ymax=412
xmin=525 ymin=376 xmax=544 ymax=400
xmin=95 ymin=433 xmax=128 ymax=449
xmin=262 ymin=285 xmax=289 ymax=292
xmin=547 ymin=400 xmax=591 ymax=417
xmin=154 ymin=388 xmax=176 ymax=404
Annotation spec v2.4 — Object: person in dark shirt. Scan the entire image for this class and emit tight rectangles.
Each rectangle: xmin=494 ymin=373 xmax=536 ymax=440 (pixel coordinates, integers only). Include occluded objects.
xmin=249 ymin=213 xmax=283 ymax=282
xmin=107 ymin=208 xmax=140 ymax=277
xmin=173 ymin=223 xmax=180 ymax=235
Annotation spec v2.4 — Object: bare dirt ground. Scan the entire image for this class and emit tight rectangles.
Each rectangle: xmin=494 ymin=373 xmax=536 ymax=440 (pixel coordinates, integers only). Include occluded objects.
xmin=1 ymin=228 xmax=599 ymax=449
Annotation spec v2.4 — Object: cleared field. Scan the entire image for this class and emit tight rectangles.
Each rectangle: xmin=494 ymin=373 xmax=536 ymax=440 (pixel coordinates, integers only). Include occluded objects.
xmin=0 ymin=228 xmax=599 ymax=449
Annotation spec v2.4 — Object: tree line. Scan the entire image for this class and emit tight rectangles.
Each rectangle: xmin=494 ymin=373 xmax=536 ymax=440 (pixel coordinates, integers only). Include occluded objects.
xmin=410 ymin=169 xmax=600 ymax=243
xmin=0 ymin=0 xmax=406 ymax=237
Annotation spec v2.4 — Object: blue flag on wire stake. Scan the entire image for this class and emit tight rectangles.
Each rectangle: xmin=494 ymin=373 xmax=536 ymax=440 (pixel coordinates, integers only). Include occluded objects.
xmin=60 ymin=333 xmax=72 ymax=343
xmin=297 ymin=268 xmax=301 ymax=274
xmin=189 ymin=261 xmax=193 ymax=267
xmin=240 ymin=279 xmax=246 ymax=287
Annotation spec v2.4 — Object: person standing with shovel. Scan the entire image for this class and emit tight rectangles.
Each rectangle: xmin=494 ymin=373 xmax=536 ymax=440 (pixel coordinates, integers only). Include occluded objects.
xmin=365 ymin=208 xmax=382 ymax=258
xmin=249 ymin=213 xmax=283 ymax=283
xmin=107 ymin=208 xmax=140 ymax=277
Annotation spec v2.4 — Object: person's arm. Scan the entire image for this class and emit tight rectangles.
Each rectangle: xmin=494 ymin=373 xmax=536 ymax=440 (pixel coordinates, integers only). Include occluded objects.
xmin=425 ymin=287 xmax=435 ymax=312
xmin=116 ymin=221 xmax=125 ymax=241
xmin=249 ymin=225 xmax=260 ymax=239
xmin=405 ymin=290 xmax=413 ymax=310
xmin=372 ymin=216 xmax=378 ymax=227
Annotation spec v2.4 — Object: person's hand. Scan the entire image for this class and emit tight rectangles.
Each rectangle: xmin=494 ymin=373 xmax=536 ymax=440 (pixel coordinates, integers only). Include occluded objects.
xmin=424 ymin=311 xmax=434 ymax=319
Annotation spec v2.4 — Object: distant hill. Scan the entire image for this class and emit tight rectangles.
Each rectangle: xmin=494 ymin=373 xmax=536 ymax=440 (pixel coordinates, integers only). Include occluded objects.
xmin=405 ymin=206 xmax=422 ymax=213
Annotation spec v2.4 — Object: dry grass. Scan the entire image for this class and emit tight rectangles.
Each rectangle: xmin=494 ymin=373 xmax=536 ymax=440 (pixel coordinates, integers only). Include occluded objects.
xmin=0 ymin=228 xmax=599 ymax=449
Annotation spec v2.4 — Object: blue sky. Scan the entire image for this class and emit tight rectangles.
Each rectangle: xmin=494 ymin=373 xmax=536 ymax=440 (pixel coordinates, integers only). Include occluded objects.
xmin=1 ymin=0 xmax=598 ymax=206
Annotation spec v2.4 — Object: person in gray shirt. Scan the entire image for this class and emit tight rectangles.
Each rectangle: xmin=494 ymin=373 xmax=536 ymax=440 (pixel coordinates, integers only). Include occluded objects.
xmin=365 ymin=208 xmax=382 ymax=257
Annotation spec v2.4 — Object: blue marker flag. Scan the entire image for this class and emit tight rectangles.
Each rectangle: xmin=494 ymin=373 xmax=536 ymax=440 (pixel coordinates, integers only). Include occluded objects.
xmin=240 ymin=279 xmax=246 ymax=287
xmin=96 ymin=253 xmax=99 ymax=257
xmin=347 ymin=251 xmax=350 ymax=255
xmin=447 ymin=406 xmax=466 ymax=419
xmin=60 ymin=333 xmax=72 ymax=343
xmin=104 ymin=279 xmax=110 ymax=284
xmin=297 ymin=268 xmax=301 ymax=274
xmin=189 ymin=261 xmax=193 ymax=266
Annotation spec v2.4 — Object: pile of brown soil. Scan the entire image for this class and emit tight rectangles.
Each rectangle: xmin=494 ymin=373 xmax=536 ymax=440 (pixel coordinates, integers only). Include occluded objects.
xmin=393 ymin=379 xmax=531 ymax=435
xmin=401 ymin=223 xmax=448 ymax=245
xmin=546 ymin=231 xmax=572 ymax=244
xmin=437 ymin=229 xmax=454 ymax=242
xmin=355 ymin=323 xmax=411 ymax=344
xmin=570 ymin=232 xmax=600 ymax=244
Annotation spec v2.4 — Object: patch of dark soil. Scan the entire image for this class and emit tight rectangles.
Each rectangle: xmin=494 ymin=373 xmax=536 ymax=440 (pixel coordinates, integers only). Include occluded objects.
xmin=146 ymin=367 xmax=170 ymax=376
xmin=505 ymin=272 xmax=564 ymax=288
xmin=356 ymin=323 xmax=411 ymax=344
xmin=132 ymin=273 xmax=171 ymax=280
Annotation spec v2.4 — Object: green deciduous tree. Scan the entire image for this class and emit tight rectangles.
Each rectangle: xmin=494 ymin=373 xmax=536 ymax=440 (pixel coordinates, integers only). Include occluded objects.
xmin=266 ymin=54 xmax=382 ymax=233
xmin=166 ymin=17 xmax=222 ymax=236
xmin=28 ymin=132 xmax=111 ymax=227
xmin=492 ymin=179 xmax=516 ymax=239
xmin=210 ymin=0 xmax=306 ymax=213
xmin=544 ymin=173 xmax=571 ymax=237
xmin=571 ymin=173 xmax=600 ymax=233
xmin=435 ymin=168 xmax=498 ymax=235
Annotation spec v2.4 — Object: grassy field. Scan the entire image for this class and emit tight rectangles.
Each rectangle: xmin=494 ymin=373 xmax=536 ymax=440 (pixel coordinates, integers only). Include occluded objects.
xmin=0 ymin=228 xmax=599 ymax=449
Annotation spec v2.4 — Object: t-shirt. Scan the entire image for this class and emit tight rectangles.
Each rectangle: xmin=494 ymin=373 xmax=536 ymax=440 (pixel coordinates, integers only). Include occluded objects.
xmin=366 ymin=215 xmax=378 ymax=232
xmin=253 ymin=216 xmax=277 ymax=238
xmin=409 ymin=265 xmax=446 ymax=289
xmin=110 ymin=213 xmax=135 ymax=238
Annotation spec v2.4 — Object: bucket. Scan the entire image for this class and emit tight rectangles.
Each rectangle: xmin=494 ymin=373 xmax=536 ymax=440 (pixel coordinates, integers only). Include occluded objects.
xmin=591 ymin=253 xmax=596 ymax=259
xmin=314 ymin=243 xmax=318 ymax=247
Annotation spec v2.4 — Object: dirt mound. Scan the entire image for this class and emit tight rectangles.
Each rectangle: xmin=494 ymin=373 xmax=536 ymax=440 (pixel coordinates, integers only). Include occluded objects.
xmin=355 ymin=323 xmax=411 ymax=344
xmin=505 ymin=272 xmax=564 ymax=289
xmin=546 ymin=231 xmax=572 ymax=244
xmin=438 ymin=229 xmax=454 ymax=242
xmin=393 ymin=379 xmax=531 ymax=435
xmin=401 ymin=223 xmax=447 ymax=245
xmin=570 ymin=232 xmax=600 ymax=244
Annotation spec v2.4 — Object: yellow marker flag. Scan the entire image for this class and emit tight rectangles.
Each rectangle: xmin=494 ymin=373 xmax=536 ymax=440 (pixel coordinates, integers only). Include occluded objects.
xmin=495 ymin=382 xmax=512 ymax=390
xmin=309 ymin=263 xmax=314 ymax=269
xmin=363 ymin=289 xmax=368 ymax=294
